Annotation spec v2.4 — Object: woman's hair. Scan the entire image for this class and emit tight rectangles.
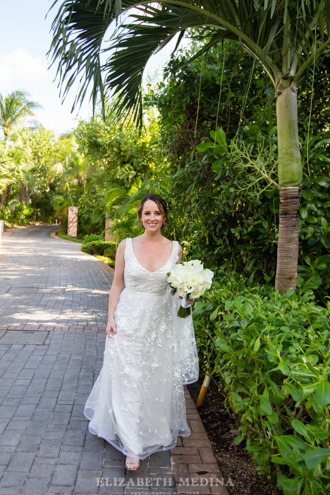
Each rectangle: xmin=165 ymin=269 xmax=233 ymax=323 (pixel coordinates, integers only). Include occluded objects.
xmin=137 ymin=193 xmax=168 ymax=228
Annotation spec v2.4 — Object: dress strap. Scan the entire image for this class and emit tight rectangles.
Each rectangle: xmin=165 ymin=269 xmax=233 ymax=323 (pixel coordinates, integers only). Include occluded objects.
xmin=124 ymin=238 xmax=133 ymax=261
xmin=172 ymin=240 xmax=179 ymax=264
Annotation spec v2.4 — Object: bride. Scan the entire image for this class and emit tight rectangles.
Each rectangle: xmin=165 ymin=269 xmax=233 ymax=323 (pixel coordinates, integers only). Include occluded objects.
xmin=84 ymin=193 xmax=199 ymax=471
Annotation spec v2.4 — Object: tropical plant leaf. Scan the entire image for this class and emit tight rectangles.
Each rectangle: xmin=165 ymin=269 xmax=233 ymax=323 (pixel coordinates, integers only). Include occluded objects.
xmin=303 ymin=447 xmax=330 ymax=469
xmin=276 ymin=473 xmax=303 ymax=495
xmin=314 ymin=379 xmax=330 ymax=406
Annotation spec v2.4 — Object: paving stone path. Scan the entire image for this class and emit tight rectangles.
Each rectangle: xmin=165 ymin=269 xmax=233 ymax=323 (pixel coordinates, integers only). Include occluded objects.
xmin=0 ymin=226 xmax=228 ymax=495
xmin=0 ymin=225 xmax=109 ymax=330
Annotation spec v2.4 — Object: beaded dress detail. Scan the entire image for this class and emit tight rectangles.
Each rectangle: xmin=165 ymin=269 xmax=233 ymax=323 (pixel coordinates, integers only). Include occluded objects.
xmin=84 ymin=238 xmax=199 ymax=460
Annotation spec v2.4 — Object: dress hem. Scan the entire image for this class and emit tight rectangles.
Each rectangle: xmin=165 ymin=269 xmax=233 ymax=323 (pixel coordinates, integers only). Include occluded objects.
xmin=182 ymin=377 xmax=199 ymax=385
xmin=84 ymin=411 xmax=191 ymax=461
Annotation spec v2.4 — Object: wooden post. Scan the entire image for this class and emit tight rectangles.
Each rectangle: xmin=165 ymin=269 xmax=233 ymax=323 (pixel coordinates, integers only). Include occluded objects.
xmin=196 ymin=372 xmax=211 ymax=408
xmin=67 ymin=206 xmax=78 ymax=237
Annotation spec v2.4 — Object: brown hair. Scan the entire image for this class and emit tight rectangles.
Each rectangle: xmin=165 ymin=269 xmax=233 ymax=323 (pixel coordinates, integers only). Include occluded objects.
xmin=137 ymin=194 xmax=168 ymax=228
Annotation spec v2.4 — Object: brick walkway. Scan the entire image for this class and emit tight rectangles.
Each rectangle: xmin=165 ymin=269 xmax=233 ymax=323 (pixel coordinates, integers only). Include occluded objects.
xmin=0 ymin=226 xmax=229 ymax=495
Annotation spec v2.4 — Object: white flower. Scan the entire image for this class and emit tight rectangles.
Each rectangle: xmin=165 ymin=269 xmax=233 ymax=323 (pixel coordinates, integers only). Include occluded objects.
xmin=167 ymin=259 xmax=214 ymax=301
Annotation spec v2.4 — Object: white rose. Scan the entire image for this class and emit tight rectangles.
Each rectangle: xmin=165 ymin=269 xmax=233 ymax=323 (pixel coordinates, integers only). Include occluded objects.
xmin=202 ymin=268 xmax=214 ymax=284
xmin=167 ymin=260 xmax=214 ymax=301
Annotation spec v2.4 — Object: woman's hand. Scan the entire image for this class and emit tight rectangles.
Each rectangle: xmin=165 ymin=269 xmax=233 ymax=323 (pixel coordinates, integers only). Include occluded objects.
xmin=181 ymin=298 xmax=195 ymax=309
xmin=106 ymin=316 xmax=117 ymax=338
xmin=185 ymin=298 xmax=195 ymax=305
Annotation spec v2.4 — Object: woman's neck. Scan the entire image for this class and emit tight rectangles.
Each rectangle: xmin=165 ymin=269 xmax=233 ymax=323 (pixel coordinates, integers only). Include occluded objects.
xmin=141 ymin=231 xmax=164 ymax=242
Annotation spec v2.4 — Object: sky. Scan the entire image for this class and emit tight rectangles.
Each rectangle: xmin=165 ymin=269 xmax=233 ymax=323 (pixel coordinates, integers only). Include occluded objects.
xmin=0 ymin=0 xmax=177 ymax=135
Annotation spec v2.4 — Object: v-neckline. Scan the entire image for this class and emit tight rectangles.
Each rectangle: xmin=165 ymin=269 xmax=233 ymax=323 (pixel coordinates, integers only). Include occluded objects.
xmin=131 ymin=239 xmax=174 ymax=273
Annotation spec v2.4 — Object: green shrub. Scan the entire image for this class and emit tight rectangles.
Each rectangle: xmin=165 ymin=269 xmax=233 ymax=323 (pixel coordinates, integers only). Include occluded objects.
xmin=81 ymin=240 xmax=117 ymax=258
xmin=82 ymin=233 xmax=103 ymax=245
xmin=297 ymin=171 xmax=330 ymax=306
xmin=0 ymin=203 xmax=36 ymax=225
xmin=103 ymin=246 xmax=116 ymax=258
xmin=193 ymin=276 xmax=330 ymax=494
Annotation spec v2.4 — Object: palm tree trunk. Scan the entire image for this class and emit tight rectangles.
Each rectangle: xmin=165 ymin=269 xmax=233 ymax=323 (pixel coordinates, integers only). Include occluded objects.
xmin=275 ymin=80 xmax=302 ymax=293
xmin=275 ymin=187 xmax=301 ymax=292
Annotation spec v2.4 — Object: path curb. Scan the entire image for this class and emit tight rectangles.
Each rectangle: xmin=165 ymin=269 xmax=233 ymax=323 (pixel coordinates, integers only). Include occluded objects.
xmin=172 ymin=389 xmax=229 ymax=494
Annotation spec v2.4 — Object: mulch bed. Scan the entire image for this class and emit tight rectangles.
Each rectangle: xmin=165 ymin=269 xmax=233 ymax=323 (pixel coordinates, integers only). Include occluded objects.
xmin=187 ymin=381 xmax=277 ymax=495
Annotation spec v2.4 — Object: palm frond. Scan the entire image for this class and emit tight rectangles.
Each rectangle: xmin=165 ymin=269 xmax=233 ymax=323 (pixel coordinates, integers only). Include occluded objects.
xmin=103 ymin=6 xmax=189 ymax=124
xmin=48 ymin=0 xmax=329 ymax=124
xmin=48 ymin=0 xmax=139 ymax=115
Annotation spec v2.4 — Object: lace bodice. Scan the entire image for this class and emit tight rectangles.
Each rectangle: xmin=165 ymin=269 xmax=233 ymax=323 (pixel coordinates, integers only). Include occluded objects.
xmin=124 ymin=238 xmax=179 ymax=295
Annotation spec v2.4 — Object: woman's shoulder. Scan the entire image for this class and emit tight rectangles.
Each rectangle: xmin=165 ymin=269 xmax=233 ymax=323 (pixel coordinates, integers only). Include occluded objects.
xmin=162 ymin=237 xmax=181 ymax=252
xmin=117 ymin=239 xmax=127 ymax=252
xmin=166 ymin=238 xmax=182 ymax=260
xmin=162 ymin=237 xmax=182 ymax=251
xmin=167 ymin=237 xmax=181 ymax=247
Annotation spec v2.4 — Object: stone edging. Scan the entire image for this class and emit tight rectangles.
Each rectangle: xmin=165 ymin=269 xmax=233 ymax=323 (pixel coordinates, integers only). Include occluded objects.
xmin=173 ymin=388 xmax=229 ymax=494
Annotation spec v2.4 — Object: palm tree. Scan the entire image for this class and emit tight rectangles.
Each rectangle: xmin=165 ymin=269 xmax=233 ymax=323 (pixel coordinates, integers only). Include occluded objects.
xmin=48 ymin=0 xmax=330 ymax=293
xmin=0 ymin=90 xmax=42 ymax=208
xmin=0 ymin=90 xmax=41 ymax=141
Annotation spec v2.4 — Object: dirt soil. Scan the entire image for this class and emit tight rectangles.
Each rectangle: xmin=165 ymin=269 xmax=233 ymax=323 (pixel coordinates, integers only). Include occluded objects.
xmin=187 ymin=381 xmax=277 ymax=495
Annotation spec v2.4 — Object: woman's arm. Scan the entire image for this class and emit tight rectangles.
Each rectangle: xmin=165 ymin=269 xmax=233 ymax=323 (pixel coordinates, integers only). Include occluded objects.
xmin=106 ymin=240 xmax=126 ymax=337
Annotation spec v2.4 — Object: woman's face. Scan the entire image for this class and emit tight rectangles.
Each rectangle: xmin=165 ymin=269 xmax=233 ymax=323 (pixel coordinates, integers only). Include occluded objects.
xmin=140 ymin=200 xmax=165 ymax=232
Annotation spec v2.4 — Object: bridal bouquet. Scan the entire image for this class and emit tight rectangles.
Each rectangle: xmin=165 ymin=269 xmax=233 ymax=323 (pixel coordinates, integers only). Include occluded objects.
xmin=167 ymin=260 xmax=214 ymax=318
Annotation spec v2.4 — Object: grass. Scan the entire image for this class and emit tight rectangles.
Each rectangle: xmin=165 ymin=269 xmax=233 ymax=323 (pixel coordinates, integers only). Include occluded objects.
xmin=56 ymin=231 xmax=83 ymax=243
xmin=94 ymin=255 xmax=115 ymax=268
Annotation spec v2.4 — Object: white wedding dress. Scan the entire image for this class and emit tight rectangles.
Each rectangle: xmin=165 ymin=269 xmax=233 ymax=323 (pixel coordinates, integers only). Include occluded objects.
xmin=84 ymin=238 xmax=199 ymax=460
